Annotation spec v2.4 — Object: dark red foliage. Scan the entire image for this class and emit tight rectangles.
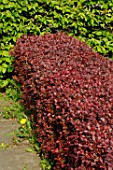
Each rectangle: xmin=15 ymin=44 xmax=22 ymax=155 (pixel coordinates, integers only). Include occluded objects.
xmin=11 ymin=32 xmax=113 ymax=169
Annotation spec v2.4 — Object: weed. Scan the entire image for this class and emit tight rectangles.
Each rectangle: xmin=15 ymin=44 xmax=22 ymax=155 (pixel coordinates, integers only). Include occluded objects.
xmin=0 ymin=142 xmax=10 ymax=150
xmin=23 ymin=164 xmax=27 ymax=170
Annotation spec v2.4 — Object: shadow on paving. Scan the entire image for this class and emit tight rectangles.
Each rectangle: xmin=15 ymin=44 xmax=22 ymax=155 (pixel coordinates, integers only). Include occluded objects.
xmin=0 ymin=99 xmax=41 ymax=170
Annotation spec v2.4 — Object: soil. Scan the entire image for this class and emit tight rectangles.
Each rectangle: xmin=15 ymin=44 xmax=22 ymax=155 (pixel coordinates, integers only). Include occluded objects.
xmin=0 ymin=98 xmax=41 ymax=170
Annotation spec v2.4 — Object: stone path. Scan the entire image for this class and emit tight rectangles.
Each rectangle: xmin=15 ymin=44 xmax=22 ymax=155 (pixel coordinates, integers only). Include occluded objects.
xmin=0 ymin=99 xmax=41 ymax=170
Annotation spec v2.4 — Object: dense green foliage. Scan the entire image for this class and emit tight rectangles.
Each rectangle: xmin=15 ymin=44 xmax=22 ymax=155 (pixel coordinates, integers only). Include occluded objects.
xmin=0 ymin=0 xmax=113 ymax=87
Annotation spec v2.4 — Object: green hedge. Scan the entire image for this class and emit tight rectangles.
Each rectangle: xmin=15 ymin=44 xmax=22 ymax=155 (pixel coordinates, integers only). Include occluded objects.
xmin=0 ymin=0 xmax=113 ymax=87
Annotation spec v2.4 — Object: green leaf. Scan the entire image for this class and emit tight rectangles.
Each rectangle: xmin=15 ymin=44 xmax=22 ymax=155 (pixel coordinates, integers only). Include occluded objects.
xmin=3 ymin=57 xmax=11 ymax=63
xmin=95 ymin=31 xmax=103 ymax=36
xmin=1 ymin=79 xmax=9 ymax=87
xmin=25 ymin=147 xmax=36 ymax=153
xmin=34 ymin=143 xmax=41 ymax=153
xmin=0 ymin=59 xmax=2 ymax=64
xmin=102 ymin=4 xmax=108 ymax=9
xmin=94 ymin=46 xmax=102 ymax=53
xmin=13 ymin=37 xmax=17 ymax=42
xmin=8 ymin=67 xmax=14 ymax=72
xmin=2 ymin=63 xmax=8 ymax=68
xmin=16 ymin=33 xmax=23 ymax=38
xmin=2 ymin=67 xmax=7 ymax=73
xmin=2 ymin=51 xmax=9 ymax=56
xmin=2 ymin=0 xmax=8 ymax=4
xmin=0 ymin=66 xmax=3 ymax=72
xmin=28 ymin=5 xmax=32 ymax=10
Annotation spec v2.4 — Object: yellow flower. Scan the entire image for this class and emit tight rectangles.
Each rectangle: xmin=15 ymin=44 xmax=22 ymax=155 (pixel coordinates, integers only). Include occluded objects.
xmin=1 ymin=143 xmax=5 ymax=147
xmin=20 ymin=118 xmax=27 ymax=125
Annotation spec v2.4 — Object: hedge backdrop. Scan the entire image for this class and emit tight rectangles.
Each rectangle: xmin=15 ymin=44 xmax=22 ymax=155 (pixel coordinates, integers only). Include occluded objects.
xmin=0 ymin=0 xmax=113 ymax=87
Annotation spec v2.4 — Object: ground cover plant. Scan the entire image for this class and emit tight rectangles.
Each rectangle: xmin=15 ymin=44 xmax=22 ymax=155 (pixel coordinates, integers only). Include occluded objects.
xmin=11 ymin=32 xmax=113 ymax=169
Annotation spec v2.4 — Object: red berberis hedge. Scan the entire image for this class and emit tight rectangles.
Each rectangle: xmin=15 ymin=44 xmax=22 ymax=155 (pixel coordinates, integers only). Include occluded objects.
xmin=11 ymin=32 xmax=113 ymax=170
